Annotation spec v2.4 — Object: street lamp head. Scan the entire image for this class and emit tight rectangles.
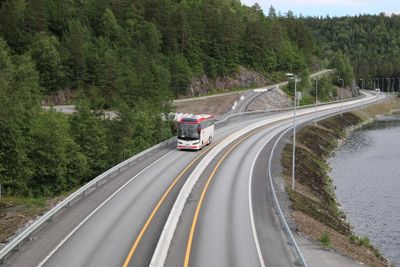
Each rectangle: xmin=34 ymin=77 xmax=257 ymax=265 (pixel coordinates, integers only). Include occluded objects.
xmin=286 ymin=73 xmax=295 ymax=80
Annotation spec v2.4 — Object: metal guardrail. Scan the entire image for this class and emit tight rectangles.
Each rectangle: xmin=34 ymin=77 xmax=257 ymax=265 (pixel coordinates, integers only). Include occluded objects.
xmin=0 ymin=136 xmax=176 ymax=263
xmin=264 ymin=92 xmax=381 ymax=267
xmin=0 ymin=91 xmax=374 ymax=264
xmin=216 ymin=93 xmax=364 ymax=127
xmin=269 ymin=126 xmax=309 ymax=267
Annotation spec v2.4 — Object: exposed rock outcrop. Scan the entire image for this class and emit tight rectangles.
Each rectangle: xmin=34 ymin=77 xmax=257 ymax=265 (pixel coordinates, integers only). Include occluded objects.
xmin=189 ymin=66 xmax=269 ymax=96
xmin=246 ymin=87 xmax=292 ymax=111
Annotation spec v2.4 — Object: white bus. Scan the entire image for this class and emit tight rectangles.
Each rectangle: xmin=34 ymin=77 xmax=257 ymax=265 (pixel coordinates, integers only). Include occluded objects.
xmin=177 ymin=114 xmax=215 ymax=150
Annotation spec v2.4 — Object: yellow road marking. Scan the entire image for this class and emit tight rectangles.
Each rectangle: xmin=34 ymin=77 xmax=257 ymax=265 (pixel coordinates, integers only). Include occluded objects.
xmin=122 ymin=141 xmax=221 ymax=267
xmin=183 ymin=130 xmax=260 ymax=267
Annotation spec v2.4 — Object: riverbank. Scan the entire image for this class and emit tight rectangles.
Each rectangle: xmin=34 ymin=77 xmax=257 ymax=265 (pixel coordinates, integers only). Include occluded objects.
xmin=282 ymin=97 xmax=400 ymax=266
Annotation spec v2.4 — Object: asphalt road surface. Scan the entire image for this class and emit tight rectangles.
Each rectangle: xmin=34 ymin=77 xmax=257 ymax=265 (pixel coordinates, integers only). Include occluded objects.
xmin=4 ymin=92 xmax=383 ymax=267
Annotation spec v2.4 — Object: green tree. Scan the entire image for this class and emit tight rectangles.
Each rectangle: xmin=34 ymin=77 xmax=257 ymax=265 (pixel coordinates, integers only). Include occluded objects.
xmin=170 ymin=54 xmax=192 ymax=96
xmin=65 ymin=19 xmax=89 ymax=88
xmin=29 ymin=110 xmax=88 ymax=195
xmin=30 ymin=32 xmax=65 ymax=92
xmin=69 ymin=101 xmax=108 ymax=180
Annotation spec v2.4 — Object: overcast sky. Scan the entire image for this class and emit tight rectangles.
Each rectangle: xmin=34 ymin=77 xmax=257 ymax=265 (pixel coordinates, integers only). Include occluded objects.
xmin=240 ymin=0 xmax=399 ymax=17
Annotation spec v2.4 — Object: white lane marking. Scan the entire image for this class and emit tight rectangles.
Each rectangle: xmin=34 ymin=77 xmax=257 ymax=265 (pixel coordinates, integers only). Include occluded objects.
xmin=248 ymin=123 xmax=290 ymax=267
xmin=248 ymin=135 xmax=273 ymax=267
xmin=268 ymin=126 xmax=309 ymax=266
xmin=37 ymin=150 xmax=175 ymax=267
xmin=151 ymin=92 xmax=380 ymax=266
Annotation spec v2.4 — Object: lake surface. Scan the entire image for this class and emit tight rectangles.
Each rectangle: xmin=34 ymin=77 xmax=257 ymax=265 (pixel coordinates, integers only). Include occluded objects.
xmin=328 ymin=113 xmax=400 ymax=266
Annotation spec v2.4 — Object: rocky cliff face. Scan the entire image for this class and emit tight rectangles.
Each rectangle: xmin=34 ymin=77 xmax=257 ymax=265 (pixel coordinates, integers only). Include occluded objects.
xmin=189 ymin=66 xmax=269 ymax=96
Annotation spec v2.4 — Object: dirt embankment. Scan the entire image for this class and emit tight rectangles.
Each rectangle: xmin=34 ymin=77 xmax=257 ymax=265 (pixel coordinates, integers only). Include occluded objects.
xmin=282 ymin=98 xmax=400 ymax=267
xmin=173 ymin=93 xmax=241 ymax=115
xmin=0 ymin=196 xmax=66 ymax=244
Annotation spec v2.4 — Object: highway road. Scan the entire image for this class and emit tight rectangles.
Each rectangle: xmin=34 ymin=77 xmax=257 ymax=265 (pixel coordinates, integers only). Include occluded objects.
xmin=3 ymin=92 xmax=383 ymax=267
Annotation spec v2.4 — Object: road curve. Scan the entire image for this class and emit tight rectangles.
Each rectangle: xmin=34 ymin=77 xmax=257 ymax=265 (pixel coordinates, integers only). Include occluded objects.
xmin=4 ymin=92 xmax=383 ymax=267
xmin=4 ymin=112 xmax=295 ymax=267
xmin=153 ymin=92 xmax=383 ymax=267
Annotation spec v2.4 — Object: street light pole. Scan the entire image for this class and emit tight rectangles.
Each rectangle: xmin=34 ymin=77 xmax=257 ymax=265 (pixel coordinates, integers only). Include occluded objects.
xmin=287 ymin=73 xmax=297 ymax=191
xmin=392 ymin=78 xmax=395 ymax=94
xmin=313 ymin=77 xmax=318 ymax=126
xmin=360 ymin=78 xmax=364 ymax=110
xmin=387 ymin=78 xmax=390 ymax=94
xmin=339 ymin=78 xmax=344 ymax=117
xmin=398 ymin=77 xmax=400 ymax=93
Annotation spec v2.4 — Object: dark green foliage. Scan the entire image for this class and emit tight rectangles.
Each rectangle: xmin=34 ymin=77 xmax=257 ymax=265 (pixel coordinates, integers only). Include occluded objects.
xmin=169 ymin=54 xmax=192 ymax=96
xmin=0 ymin=1 xmax=318 ymax=98
xmin=2 ymin=2 xmax=372 ymax=198
xmin=29 ymin=32 xmax=65 ymax=92
xmin=319 ymin=231 xmax=331 ymax=247
xmin=69 ymin=102 xmax=108 ymax=180
xmin=305 ymin=15 xmax=400 ymax=89
xmin=29 ymin=110 xmax=88 ymax=195
xmin=313 ymin=77 xmax=335 ymax=102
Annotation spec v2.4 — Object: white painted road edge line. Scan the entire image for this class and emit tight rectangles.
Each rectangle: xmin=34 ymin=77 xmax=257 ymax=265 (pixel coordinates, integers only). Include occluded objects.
xmin=149 ymin=115 xmax=289 ymax=267
xmin=149 ymin=93 xmax=379 ymax=267
xmin=36 ymin=150 xmax=175 ymax=267
xmin=248 ymin=133 xmax=274 ymax=267
xmin=268 ymin=125 xmax=309 ymax=267
xmin=249 ymin=120 xmax=309 ymax=267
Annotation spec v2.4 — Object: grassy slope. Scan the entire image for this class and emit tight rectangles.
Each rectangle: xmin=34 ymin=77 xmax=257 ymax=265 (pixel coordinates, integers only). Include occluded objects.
xmin=281 ymin=97 xmax=400 ymax=267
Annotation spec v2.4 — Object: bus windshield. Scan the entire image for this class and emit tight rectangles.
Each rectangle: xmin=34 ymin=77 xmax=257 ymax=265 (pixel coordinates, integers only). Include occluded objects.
xmin=178 ymin=124 xmax=199 ymax=141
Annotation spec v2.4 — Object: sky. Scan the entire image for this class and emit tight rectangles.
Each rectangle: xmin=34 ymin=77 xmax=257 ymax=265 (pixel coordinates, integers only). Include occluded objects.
xmin=240 ymin=0 xmax=400 ymax=17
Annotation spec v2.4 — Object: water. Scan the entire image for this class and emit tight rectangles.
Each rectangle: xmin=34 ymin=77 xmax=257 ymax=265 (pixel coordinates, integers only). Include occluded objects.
xmin=328 ymin=113 xmax=400 ymax=265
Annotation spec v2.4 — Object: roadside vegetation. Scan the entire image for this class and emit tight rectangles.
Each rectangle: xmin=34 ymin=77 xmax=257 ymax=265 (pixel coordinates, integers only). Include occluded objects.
xmin=281 ymin=98 xmax=400 ymax=266
xmin=0 ymin=1 xmax=320 ymax=199
xmin=305 ymin=15 xmax=400 ymax=88
xmin=1 ymin=0 xmax=400 ymax=249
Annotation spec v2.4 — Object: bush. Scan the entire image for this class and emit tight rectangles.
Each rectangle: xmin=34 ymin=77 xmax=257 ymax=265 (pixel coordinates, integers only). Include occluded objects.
xmin=319 ymin=231 xmax=331 ymax=247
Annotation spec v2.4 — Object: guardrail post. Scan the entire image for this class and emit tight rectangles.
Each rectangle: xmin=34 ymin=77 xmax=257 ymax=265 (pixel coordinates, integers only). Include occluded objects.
xmin=1 ymin=256 xmax=5 ymax=264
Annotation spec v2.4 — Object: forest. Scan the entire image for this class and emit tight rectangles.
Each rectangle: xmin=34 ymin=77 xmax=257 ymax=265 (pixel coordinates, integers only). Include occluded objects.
xmin=0 ymin=0 xmax=399 ymax=197
xmin=305 ymin=14 xmax=400 ymax=89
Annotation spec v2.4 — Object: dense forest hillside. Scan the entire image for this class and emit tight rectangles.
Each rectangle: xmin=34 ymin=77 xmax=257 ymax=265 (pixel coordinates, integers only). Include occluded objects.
xmin=2 ymin=1 xmax=400 ymax=197
xmin=305 ymin=14 xmax=400 ymax=89
xmin=0 ymin=0 xmax=320 ymax=197
xmin=0 ymin=0 xmax=317 ymax=101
